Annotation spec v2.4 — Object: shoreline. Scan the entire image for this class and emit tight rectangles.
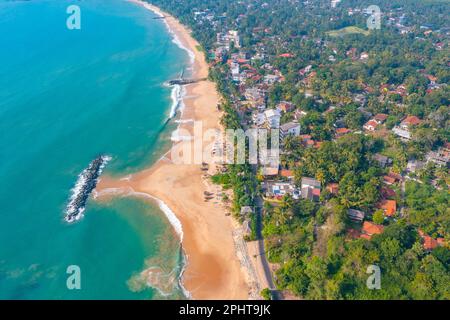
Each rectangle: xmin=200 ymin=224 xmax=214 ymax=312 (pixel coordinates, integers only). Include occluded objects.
xmin=94 ymin=185 xmax=189 ymax=298
xmin=98 ymin=0 xmax=251 ymax=299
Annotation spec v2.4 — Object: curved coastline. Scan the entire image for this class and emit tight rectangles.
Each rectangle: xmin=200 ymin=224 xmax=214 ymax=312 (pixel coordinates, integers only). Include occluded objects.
xmin=97 ymin=0 xmax=251 ymax=299
xmin=94 ymin=185 xmax=190 ymax=298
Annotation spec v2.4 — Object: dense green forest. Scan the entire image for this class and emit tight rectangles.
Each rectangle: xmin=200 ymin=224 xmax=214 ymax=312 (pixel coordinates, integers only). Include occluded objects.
xmin=147 ymin=0 xmax=450 ymax=299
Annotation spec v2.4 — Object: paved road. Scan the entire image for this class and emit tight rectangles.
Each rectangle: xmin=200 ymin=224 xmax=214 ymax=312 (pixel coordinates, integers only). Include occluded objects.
xmin=252 ymin=166 xmax=281 ymax=300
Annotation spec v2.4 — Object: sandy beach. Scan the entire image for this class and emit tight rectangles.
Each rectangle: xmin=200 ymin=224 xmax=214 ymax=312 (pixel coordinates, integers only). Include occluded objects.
xmin=96 ymin=0 xmax=251 ymax=299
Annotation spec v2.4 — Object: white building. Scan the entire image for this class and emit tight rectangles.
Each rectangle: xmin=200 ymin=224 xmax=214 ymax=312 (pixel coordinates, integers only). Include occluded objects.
xmin=227 ymin=30 xmax=241 ymax=48
xmin=264 ymin=74 xmax=281 ymax=85
xmin=331 ymin=0 xmax=341 ymax=8
xmin=280 ymin=122 xmax=301 ymax=138
xmin=392 ymin=126 xmax=412 ymax=140
xmin=407 ymin=160 xmax=426 ymax=173
xmin=267 ymin=182 xmax=300 ymax=199
xmin=264 ymin=109 xmax=281 ymax=129
xmin=231 ymin=61 xmax=240 ymax=82
xmin=244 ymin=87 xmax=265 ymax=101
xmin=252 ymin=112 xmax=266 ymax=127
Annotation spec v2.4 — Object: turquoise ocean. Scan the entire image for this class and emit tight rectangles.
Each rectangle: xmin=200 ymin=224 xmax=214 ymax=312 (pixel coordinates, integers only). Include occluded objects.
xmin=0 ymin=0 xmax=189 ymax=299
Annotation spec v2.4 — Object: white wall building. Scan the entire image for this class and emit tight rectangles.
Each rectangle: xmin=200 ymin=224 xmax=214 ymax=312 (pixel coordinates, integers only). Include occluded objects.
xmin=280 ymin=122 xmax=301 ymax=138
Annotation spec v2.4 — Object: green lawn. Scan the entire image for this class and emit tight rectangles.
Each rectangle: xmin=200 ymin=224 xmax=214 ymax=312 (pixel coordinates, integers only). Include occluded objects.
xmin=326 ymin=26 xmax=370 ymax=37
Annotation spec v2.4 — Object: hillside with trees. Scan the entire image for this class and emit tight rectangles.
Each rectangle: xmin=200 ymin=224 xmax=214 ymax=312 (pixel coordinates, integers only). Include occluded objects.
xmin=147 ymin=0 xmax=450 ymax=299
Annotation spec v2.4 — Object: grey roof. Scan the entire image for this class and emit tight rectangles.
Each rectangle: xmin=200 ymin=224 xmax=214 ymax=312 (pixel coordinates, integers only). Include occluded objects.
xmin=301 ymin=177 xmax=321 ymax=188
xmin=281 ymin=122 xmax=300 ymax=131
xmin=348 ymin=209 xmax=365 ymax=222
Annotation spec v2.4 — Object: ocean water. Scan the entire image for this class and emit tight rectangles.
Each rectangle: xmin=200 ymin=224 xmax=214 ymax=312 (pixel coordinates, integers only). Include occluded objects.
xmin=0 ymin=0 xmax=189 ymax=299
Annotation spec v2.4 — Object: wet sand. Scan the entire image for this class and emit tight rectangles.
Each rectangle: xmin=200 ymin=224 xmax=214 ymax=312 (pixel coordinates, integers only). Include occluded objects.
xmin=96 ymin=0 xmax=250 ymax=299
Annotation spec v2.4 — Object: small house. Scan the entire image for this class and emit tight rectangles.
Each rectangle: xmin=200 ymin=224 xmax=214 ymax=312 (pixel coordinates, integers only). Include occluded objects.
xmin=348 ymin=209 xmax=365 ymax=222
xmin=361 ymin=221 xmax=384 ymax=240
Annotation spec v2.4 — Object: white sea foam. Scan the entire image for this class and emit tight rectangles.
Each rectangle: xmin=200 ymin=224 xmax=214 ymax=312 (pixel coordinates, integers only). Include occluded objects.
xmin=170 ymin=129 xmax=193 ymax=142
xmin=120 ymin=175 xmax=133 ymax=181
xmin=125 ymin=0 xmax=193 ymax=299
xmin=98 ymin=187 xmax=184 ymax=242
xmin=169 ymin=84 xmax=186 ymax=119
xmin=65 ymin=155 xmax=111 ymax=223
xmin=128 ymin=0 xmax=195 ymax=64
xmin=178 ymin=250 xmax=191 ymax=299
xmin=139 ymin=192 xmax=184 ymax=242
xmin=169 ymin=33 xmax=196 ymax=64
xmin=174 ymin=119 xmax=194 ymax=124
xmin=97 ymin=185 xmax=190 ymax=298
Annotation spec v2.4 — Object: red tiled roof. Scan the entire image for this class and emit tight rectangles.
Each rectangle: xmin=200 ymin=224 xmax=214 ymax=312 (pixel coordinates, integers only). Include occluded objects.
xmin=364 ymin=120 xmax=379 ymax=130
xmin=374 ymin=114 xmax=388 ymax=122
xmin=402 ymin=116 xmax=421 ymax=126
xmin=362 ymin=221 xmax=384 ymax=236
xmin=377 ymin=200 xmax=397 ymax=217
xmin=280 ymin=169 xmax=294 ymax=178
xmin=418 ymin=229 xmax=445 ymax=251
xmin=423 ymin=235 xmax=439 ymax=251
xmin=388 ymin=172 xmax=403 ymax=181
xmin=314 ymin=141 xmax=323 ymax=149
xmin=336 ymin=128 xmax=351 ymax=135
xmin=383 ymin=176 xmax=396 ymax=185
xmin=381 ymin=187 xmax=397 ymax=198
xmin=426 ymin=74 xmax=438 ymax=82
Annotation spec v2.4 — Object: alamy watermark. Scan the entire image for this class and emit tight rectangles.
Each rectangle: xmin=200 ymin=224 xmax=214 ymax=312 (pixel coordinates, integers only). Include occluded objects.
xmin=170 ymin=121 xmax=280 ymax=166
xmin=66 ymin=265 xmax=81 ymax=290
xmin=366 ymin=5 xmax=382 ymax=30
xmin=366 ymin=265 xmax=381 ymax=290
xmin=66 ymin=5 xmax=81 ymax=30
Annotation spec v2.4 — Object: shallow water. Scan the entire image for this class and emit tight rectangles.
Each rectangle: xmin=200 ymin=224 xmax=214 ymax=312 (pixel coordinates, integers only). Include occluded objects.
xmin=0 ymin=0 xmax=188 ymax=299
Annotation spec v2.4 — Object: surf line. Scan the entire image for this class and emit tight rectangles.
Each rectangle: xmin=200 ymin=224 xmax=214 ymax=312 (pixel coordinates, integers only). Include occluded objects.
xmin=95 ymin=185 xmax=191 ymax=298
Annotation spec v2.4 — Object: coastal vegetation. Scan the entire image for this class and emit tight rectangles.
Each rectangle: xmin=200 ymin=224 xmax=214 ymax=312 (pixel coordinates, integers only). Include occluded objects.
xmin=326 ymin=26 xmax=370 ymax=37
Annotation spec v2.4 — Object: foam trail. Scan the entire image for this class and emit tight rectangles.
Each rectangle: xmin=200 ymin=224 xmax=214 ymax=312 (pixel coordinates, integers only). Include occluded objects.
xmin=178 ymin=248 xmax=191 ymax=299
xmin=170 ymin=34 xmax=196 ymax=64
xmin=148 ymin=194 xmax=184 ymax=242
xmin=97 ymin=188 xmax=184 ymax=242
xmin=171 ymin=129 xmax=193 ymax=142
xmin=169 ymin=84 xmax=186 ymax=119
xmin=97 ymin=187 xmax=190 ymax=298
xmin=128 ymin=0 xmax=195 ymax=64
xmin=175 ymin=119 xmax=194 ymax=124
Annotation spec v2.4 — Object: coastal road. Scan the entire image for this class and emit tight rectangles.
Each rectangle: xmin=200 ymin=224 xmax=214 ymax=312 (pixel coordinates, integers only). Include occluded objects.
xmin=240 ymin=112 xmax=279 ymax=299
xmin=255 ymin=209 xmax=275 ymax=282
xmin=252 ymin=166 xmax=280 ymax=300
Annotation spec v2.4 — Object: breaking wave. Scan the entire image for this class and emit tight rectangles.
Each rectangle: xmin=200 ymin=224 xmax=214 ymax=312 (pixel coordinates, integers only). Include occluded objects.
xmin=65 ymin=155 xmax=111 ymax=223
